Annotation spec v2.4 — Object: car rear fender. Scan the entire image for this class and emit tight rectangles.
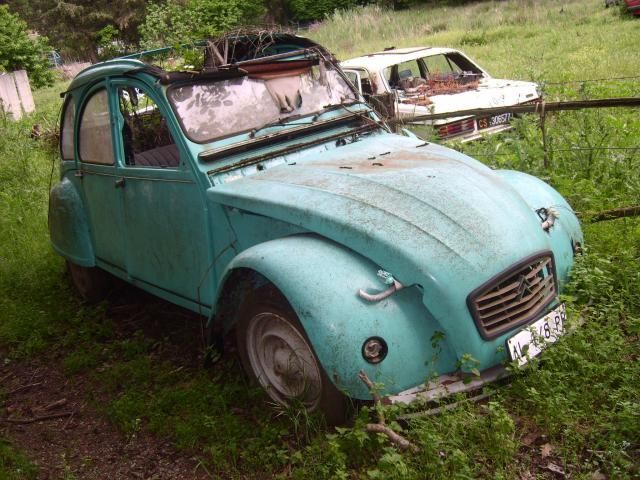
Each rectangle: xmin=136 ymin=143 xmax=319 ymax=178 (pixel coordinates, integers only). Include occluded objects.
xmin=48 ymin=177 xmax=95 ymax=267
xmin=214 ymin=234 xmax=457 ymax=400
xmin=496 ymin=170 xmax=583 ymax=284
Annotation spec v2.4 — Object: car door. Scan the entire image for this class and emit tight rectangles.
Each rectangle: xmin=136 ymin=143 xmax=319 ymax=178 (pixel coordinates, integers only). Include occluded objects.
xmin=111 ymin=79 xmax=212 ymax=311
xmin=77 ymin=85 xmax=128 ymax=271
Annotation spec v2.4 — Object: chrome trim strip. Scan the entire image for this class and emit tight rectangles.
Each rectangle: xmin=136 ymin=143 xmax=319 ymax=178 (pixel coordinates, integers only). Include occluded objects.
xmin=80 ymin=170 xmax=194 ymax=183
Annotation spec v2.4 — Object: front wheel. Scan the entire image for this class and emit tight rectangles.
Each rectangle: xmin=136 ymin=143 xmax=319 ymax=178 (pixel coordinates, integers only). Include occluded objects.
xmin=236 ymin=289 xmax=348 ymax=425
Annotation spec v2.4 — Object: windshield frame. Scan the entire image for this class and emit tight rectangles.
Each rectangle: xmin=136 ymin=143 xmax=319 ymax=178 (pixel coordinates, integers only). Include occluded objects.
xmin=166 ymin=51 xmax=361 ymax=145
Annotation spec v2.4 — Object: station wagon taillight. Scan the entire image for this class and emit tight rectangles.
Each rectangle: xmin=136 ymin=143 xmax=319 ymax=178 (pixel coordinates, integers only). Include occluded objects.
xmin=437 ymin=118 xmax=475 ymax=138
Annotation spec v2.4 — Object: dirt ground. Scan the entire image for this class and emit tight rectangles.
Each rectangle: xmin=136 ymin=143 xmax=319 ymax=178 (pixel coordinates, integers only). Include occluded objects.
xmin=0 ymin=287 xmax=212 ymax=480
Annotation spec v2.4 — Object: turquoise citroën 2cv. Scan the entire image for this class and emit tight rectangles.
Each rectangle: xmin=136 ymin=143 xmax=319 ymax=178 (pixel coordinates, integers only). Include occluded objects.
xmin=48 ymin=34 xmax=583 ymax=424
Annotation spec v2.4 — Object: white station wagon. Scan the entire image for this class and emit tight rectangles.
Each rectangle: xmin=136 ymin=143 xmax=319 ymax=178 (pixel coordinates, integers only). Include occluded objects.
xmin=341 ymin=47 xmax=540 ymax=141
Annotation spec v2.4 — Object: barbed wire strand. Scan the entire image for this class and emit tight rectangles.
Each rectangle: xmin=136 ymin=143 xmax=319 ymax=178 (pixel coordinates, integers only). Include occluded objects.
xmin=542 ymin=76 xmax=640 ymax=86
xmin=465 ymin=146 xmax=640 ymax=157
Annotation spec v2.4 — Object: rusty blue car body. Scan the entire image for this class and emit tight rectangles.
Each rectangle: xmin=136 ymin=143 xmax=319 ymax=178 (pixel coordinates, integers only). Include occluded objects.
xmin=49 ymin=35 xmax=582 ymax=418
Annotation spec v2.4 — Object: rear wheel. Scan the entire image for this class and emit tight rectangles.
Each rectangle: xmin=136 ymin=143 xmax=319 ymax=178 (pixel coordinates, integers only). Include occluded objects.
xmin=236 ymin=288 xmax=348 ymax=425
xmin=66 ymin=261 xmax=111 ymax=303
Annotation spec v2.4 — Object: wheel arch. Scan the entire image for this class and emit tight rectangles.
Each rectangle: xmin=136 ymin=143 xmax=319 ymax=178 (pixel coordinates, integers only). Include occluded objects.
xmin=211 ymin=234 xmax=456 ymax=400
xmin=496 ymin=170 xmax=583 ymax=285
xmin=48 ymin=177 xmax=95 ymax=266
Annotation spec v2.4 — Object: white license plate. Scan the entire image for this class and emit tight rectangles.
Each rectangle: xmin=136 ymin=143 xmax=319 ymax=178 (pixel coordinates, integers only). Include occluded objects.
xmin=478 ymin=113 xmax=512 ymax=130
xmin=507 ymin=304 xmax=566 ymax=366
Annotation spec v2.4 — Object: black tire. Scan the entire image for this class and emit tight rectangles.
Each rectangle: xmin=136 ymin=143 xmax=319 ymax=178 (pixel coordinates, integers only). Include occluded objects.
xmin=235 ymin=287 xmax=349 ymax=426
xmin=66 ymin=260 xmax=111 ymax=303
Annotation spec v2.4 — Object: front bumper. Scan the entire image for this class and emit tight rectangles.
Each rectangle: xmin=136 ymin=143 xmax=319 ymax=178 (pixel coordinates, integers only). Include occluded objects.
xmin=385 ymin=365 xmax=510 ymax=405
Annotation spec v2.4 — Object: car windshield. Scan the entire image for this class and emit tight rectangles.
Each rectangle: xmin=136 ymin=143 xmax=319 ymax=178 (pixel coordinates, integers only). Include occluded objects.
xmin=384 ymin=52 xmax=483 ymax=90
xmin=168 ymin=60 xmax=356 ymax=143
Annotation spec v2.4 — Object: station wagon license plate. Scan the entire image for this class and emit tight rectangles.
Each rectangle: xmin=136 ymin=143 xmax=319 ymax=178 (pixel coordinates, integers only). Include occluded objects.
xmin=478 ymin=112 xmax=512 ymax=130
xmin=507 ymin=304 xmax=566 ymax=366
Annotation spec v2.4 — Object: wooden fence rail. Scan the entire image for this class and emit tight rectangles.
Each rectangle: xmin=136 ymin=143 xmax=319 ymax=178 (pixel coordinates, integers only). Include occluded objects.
xmin=388 ymin=97 xmax=640 ymax=124
xmin=579 ymin=205 xmax=640 ymax=223
xmin=389 ymin=96 xmax=640 ymax=168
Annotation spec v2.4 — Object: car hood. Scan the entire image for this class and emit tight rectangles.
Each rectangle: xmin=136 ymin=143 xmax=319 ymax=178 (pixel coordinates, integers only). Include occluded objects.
xmin=207 ymin=134 xmax=551 ymax=367
xmin=411 ymin=77 xmax=539 ymax=115
xmin=207 ymin=133 xmax=554 ymax=359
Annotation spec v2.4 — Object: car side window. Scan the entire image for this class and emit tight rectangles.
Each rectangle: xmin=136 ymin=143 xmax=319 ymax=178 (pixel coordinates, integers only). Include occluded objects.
xmin=423 ymin=55 xmax=455 ymax=76
xmin=443 ymin=55 xmax=463 ymax=74
xmin=60 ymin=96 xmax=75 ymax=160
xmin=385 ymin=60 xmax=422 ymax=88
xmin=79 ymin=89 xmax=115 ymax=165
xmin=117 ymin=87 xmax=180 ymax=168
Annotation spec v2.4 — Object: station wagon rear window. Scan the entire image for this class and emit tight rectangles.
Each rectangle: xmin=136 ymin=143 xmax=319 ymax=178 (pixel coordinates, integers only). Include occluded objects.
xmin=168 ymin=63 xmax=355 ymax=143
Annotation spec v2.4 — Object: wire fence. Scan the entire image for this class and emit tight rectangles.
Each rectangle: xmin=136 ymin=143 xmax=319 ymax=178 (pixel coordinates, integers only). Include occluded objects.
xmin=381 ymin=71 xmax=640 ymax=167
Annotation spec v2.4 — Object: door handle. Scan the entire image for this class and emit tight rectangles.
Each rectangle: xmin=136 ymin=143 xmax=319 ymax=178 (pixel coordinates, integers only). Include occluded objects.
xmin=115 ymin=177 xmax=126 ymax=188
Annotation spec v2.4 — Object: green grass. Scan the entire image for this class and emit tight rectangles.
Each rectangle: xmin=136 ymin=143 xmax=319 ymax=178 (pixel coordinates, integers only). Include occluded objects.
xmin=1 ymin=1 xmax=639 ymax=478
xmin=0 ymin=438 xmax=36 ymax=480
xmin=311 ymin=0 xmax=639 ymax=83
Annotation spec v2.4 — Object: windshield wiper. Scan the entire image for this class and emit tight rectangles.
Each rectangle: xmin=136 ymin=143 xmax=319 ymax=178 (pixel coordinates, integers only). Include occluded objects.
xmin=315 ymin=100 xmax=387 ymax=129
xmin=249 ymin=99 xmax=381 ymax=139
xmin=199 ymin=112 xmax=367 ymax=162
xmin=249 ymin=113 xmax=305 ymax=139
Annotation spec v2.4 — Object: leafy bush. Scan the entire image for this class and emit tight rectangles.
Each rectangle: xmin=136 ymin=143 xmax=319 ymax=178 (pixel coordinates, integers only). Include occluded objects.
xmin=0 ymin=5 xmax=54 ymax=88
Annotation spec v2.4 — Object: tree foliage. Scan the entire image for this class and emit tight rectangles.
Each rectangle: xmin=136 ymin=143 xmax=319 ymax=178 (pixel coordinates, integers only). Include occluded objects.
xmin=285 ymin=0 xmax=358 ymax=23
xmin=5 ymin=0 xmax=382 ymax=61
xmin=139 ymin=0 xmax=266 ymax=49
xmin=0 ymin=5 xmax=54 ymax=88
xmin=7 ymin=0 xmax=148 ymax=61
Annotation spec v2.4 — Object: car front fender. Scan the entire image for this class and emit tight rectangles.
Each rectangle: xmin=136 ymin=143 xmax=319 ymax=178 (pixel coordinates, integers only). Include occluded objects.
xmin=496 ymin=170 xmax=583 ymax=284
xmin=217 ymin=234 xmax=457 ymax=400
xmin=48 ymin=177 xmax=95 ymax=267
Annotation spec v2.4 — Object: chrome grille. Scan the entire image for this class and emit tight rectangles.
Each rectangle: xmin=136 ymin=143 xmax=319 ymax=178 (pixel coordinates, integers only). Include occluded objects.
xmin=468 ymin=253 xmax=557 ymax=339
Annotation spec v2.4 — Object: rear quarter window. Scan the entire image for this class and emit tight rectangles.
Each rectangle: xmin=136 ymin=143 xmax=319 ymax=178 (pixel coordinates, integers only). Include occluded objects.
xmin=60 ymin=97 xmax=75 ymax=160
xmin=78 ymin=89 xmax=115 ymax=165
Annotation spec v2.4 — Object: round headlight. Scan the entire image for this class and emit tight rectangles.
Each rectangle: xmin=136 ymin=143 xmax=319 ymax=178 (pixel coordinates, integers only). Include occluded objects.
xmin=362 ymin=337 xmax=388 ymax=364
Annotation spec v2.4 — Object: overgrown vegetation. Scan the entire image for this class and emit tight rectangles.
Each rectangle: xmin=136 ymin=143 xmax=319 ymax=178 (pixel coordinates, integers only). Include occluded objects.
xmin=1 ymin=0 xmax=638 ymax=478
